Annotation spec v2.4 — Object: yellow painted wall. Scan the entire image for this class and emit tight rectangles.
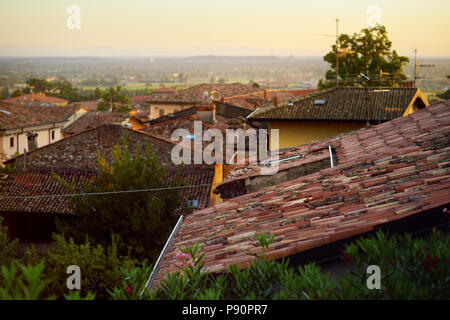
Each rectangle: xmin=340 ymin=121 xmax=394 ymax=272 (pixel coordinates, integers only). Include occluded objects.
xmin=268 ymin=121 xmax=365 ymax=150
xmin=149 ymin=104 xmax=193 ymax=119
xmin=128 ymin=118 xmax=147 ymax=130
xmin=209 ymin=163 xmax=224 ymax=205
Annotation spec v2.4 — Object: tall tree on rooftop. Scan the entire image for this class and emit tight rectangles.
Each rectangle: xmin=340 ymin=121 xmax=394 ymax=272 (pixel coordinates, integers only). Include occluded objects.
xmin=318 ymin=26 xmax=409 ymax=90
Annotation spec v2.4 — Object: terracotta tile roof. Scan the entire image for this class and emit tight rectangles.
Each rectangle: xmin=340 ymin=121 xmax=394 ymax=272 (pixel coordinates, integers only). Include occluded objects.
xmin=173 ymin=168 xmax=214 ymax=215
xmin=0 ymin=167 xmax=213 ymax=216
xmin=130 ymin=96 xmax=152 ymax=105
xmin=222 ymin=89 xmax=316 ymax=110
xmin=70 ymin=100 xmax=102 ymax=111
xmin=0 ymin=102 xmax=78 ymax=131
xmin=152 ymin=87 xmax=178 ymax=94
xmin=62 ymin=112 xmax=128 ymax=136
xmin=6 ymin=124 xmax=177 ymax=170
xmin=152 ymin=100 xmax=450 ymax=285
xmin=248 ymin=87 xmax=426 ymax=121
xmin=142 ymin=111 xmax=251 ymax=161
xmin=0 ymin=168 xmax=96 ymax=214
xmin=2 ymin=93 xmax=68 ymax=105
xmin=147 ymin=83 xmax=260 ymax=104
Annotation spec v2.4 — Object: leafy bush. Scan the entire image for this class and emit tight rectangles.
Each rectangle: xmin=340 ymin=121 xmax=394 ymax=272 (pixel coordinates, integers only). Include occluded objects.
xmin=42 ymin=234 xmax=135 ymax=300
xmin=126 ymin=230 xmax=449 ymax=300
xmin=108 ymin=263 xmax=155 ymax=300
xmin=0 ymin=260 xmax=53 ymax=300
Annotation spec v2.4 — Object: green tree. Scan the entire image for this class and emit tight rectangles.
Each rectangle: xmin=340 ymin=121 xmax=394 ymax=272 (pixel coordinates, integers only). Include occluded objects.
xmin=53 ymin=133 xmax=186 ymax=261
xmin=318 ymin=26 xmax=409 ymax=90
xmin=25 ymin=78 xmax=51 ymax=94
xmin=50 ymin=80 xmax=81 ymax=102
xmin=11 ymin=89 xmax=23 ymax=98
xmin=98 ymin=86 xmax=130 ymax=111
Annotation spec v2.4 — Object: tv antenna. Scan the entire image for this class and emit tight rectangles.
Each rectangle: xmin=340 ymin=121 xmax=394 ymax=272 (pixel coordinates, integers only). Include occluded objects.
xmin=413 ymin=48 xmax=435 ymax=87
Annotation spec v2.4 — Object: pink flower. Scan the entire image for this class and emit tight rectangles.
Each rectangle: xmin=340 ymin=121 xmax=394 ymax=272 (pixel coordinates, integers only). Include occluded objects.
xmin=188 ymin=261 xmax=194 ymax=267
xmin=176 ymin=262 xmax=184 ymax=268
xmin=443 ymin=207 xmax=448 ymax=214
xmin=175 ymin=252 xmax=183 ymax=259
xmin=125 ymin=284 xmax=132 ymax=296
xmin=181 ymin=253 xmax=191 ymax=260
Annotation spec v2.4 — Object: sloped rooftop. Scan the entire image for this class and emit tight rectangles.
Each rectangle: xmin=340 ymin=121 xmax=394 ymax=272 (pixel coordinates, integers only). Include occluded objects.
xmin=248 ymin=87 xmax=426 ymax=121
xmin=152 ymin=100 xmax=450 ymax=285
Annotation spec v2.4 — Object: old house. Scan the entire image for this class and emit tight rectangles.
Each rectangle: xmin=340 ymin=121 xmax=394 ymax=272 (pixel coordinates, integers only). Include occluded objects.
xmin=143 ymin=83 xmax=261 ymax=120
xmin=0 ymin=102 xmax=83 ymax=163
xmin=247 ymin=87 xmax=430 ymax=149
xmin=0 ymin=124 xmax=215 ymax=242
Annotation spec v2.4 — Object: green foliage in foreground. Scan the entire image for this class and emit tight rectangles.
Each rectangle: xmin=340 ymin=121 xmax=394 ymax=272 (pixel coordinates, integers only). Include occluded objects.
xmin=114 ymin=230 xmax=449 ymax=300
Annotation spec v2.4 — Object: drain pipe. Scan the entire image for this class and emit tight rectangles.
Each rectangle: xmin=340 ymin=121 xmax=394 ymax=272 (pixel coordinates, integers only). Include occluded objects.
xmin=141 ymin=214 xmax=185 ymax=296
xmin=328 ymin=145 xmax=334 ymax=168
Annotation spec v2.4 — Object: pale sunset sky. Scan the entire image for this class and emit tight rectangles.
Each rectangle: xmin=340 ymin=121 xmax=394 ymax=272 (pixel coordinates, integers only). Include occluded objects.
xmin=0 ymin=0 xmax=449 ymax=57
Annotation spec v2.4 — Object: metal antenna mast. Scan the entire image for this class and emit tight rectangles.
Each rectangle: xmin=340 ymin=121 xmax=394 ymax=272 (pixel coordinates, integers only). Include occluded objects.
xmin=336 ymin=18 xmax=339 ymax=88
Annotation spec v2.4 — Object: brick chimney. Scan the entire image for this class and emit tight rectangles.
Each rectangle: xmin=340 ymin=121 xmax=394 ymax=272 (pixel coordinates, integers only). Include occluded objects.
xmin=264 ymin=90 xmax=269 ymax=101
xmin=274 ymin=96 xmax=278 ymax=107
xmin=196 ymin=104 xmax=216 ymax=125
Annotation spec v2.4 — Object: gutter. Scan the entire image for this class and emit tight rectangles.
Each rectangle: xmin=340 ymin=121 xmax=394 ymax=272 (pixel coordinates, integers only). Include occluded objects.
xmin=328 ymin=145 xmax=334 ymax=168
xmin=141 ymin=214 xmax=185 ymax=295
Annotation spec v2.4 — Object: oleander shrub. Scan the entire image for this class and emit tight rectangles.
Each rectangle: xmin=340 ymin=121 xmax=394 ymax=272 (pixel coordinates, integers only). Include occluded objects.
xmin=124 ymin=229 xmax=449 ymax=300
xmin=42 ymin=234 xmax=135 ymax=300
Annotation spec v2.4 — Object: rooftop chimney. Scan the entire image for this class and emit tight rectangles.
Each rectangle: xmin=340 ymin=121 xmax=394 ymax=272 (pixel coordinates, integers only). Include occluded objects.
xmin=26 ymin=131 xmax=38 ymax=151
xmin=196 ymin=103 xmax=216 ymax=125
xmin=264 ymin=90 xmax=269 ymax=101
xmin=274 ymin=96 xmax=278 ymax=107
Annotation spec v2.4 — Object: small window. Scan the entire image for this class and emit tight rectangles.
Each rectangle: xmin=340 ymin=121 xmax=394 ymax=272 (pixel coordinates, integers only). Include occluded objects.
xmin=159 ymin=109 xmax=165 ymax=117
xmin=187 ymin=200 xmax=199 ymax=209
xmin=51 ymin=130 xmax=55 ymax=140
xmin=314 ymin=99 xmax=325 ymax=105
xmin=10 ymin=137 xmax=14 ymax=148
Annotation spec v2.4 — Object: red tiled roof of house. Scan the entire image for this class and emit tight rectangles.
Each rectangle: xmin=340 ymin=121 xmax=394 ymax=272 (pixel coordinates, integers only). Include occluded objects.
xmin=5 ymin=124 xmax=177 ymax=170
xmin=2 ymin=93 xmax=68 ymax=105
xmin=0 ymin=168 xmax=96 ymax=214
xmin=0 ymin=167 xmax=214 ymax=216
xmin=152 ymin=100 xmax=450 ymax=285
xmin=248 ymin=87 xmax=426 ymax=121
xmin=70 ymin=100 xmax=102 ymax=111
xmin=130 ymin=96 xmax=152 ymax=105
xmin=152 ymin=87 xmax=178 ymax=94
xmin=62 ymin=112 xmax=128 ymax=136
xmin=0 ymin=102 xmax=78 ymax=131
xmin=221 ymin=89 xmax=317 ymax=110
xmin=147 ymin=83 xmax=260 ymax=104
